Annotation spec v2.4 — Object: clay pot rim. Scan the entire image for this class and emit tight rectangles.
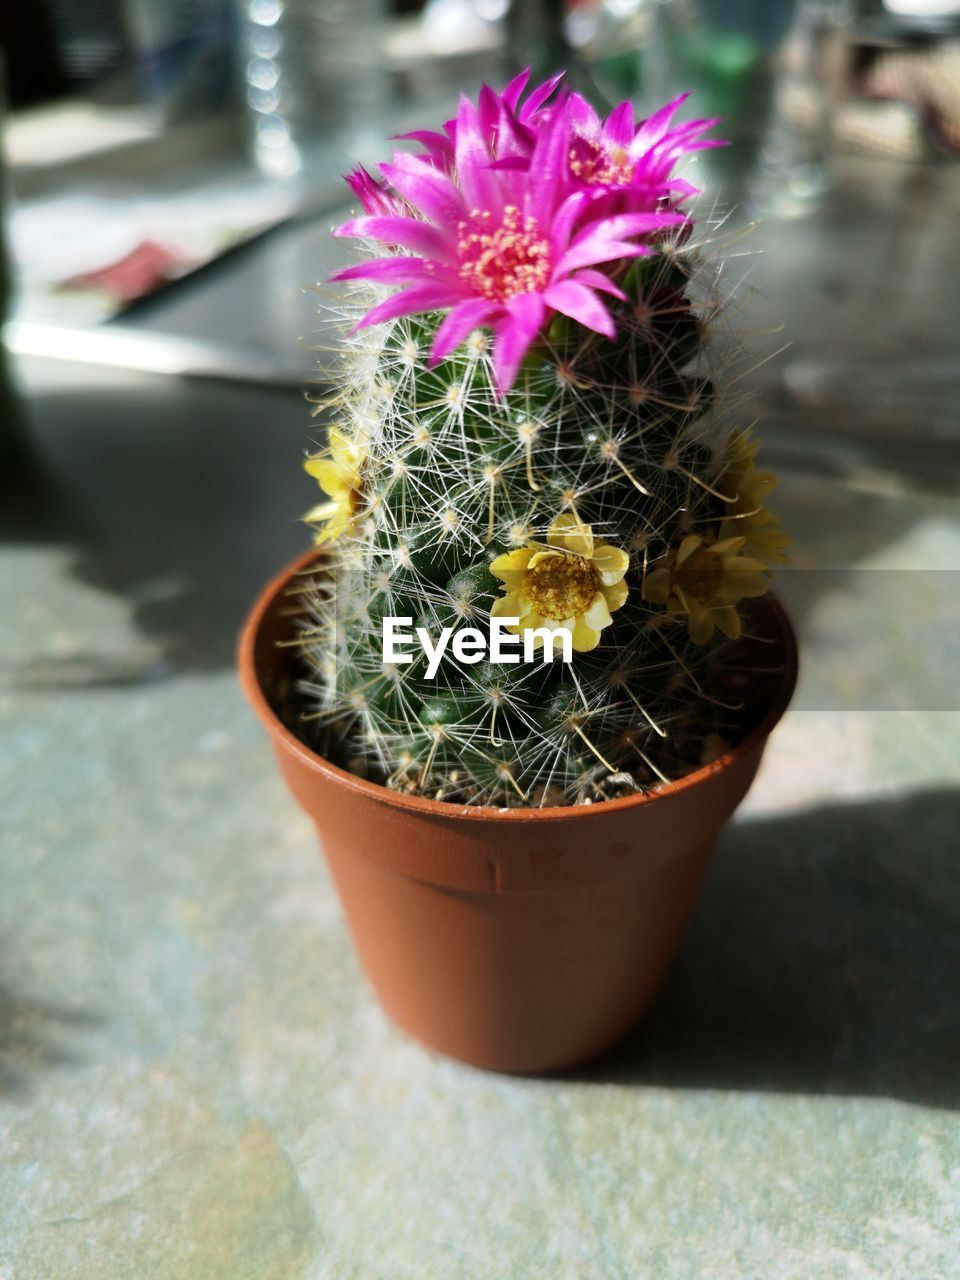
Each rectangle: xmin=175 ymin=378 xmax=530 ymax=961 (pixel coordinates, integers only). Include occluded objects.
xmin=239 ymin=547 xmax=798 ymax=825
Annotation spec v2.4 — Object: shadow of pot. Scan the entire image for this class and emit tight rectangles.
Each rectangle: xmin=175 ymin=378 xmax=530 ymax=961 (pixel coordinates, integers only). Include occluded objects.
xmin=239 ymin=549 xmax=798 ymax=1075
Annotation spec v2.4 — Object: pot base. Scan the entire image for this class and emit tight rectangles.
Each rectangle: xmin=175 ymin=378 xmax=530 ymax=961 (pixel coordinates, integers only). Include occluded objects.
xmin=322 ymin=829 xmax=716 ymax=1074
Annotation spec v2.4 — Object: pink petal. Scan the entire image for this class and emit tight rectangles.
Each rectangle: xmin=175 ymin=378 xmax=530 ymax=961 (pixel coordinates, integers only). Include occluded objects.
xmin=454 ymin=95 xmax=500 ymax=211
xmin=334 ymin=215 xmax=453 ymax=261
xmin=544 ymin=280 xmax=616 ymax=338
xmin=643 ymin=124 xmax=722 ymax=165
xmin=555 ymin=222 xmax=676 ymax=276
xmin=429 ymin=298 xmax=498 ymax=364
xmin=664 ymin=177 xmax=701 ymax=198
xmin=594 ymin=211 xmax=687 ymax=239
xmin=602 ymin=100 xmax=634 ymax=148
xmin=380 ymin=154 xmax=465 ymax=228
xmin=631 ymin=110 xmax=724 ymax=163
xmin=507 ymin=291 xmax=546 ymax=330
xmin=567 ymin=92 xmax=600 ymax=139
xmin=333 ymin=257 xmax=458 ymax=288
xmin=353 ymin=283 xmax=467 ymax=331
xmin=501 ymin=67 xmax=531 ymax=113
xmin=571 ymin=268 xmax=626 ymax=299
xmin=631 ymin=92 xmax=690 ymax=154
xmin=491 ymin=99 xmax=536 ymax=163
xmin=493 ymin=108 xmax=536 ymax=164
xmin=555 ymin=209 xmax=687 ymax=273
xmin=478 ymin=82 xmax=501 ymax=140
xmin=520 ymin=71 xmax=565 ymax=120
xmin=525 ymin=102 xmax=571 ymax=222
xmin=344 ymin=166 xmax=397 ymax=215
xmin=549 ymin=191 xmax=590 ymax=254
xmin=394 ymin=129 xmax=454 ymax=167
xmin=492 ymin=293 xmax=546 ymax=395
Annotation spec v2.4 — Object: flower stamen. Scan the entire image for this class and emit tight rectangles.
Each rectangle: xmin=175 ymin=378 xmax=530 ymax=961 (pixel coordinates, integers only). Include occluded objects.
xmin=457 ymin=206 xmax=551 ymax=302
xmin=569 ymin=140 xmax=634 ymax=187
xmin=527 ymin=554 xmax=598 ymax=621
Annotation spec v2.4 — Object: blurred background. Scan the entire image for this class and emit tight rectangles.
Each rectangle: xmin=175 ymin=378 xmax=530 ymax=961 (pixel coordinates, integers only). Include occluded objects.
xmin=1 ymin=5 xmax=960 ymax=1275
xmin=2 ymin=0 xmax=958 ymax=688
xmin=3 ymin=0 xmax=960 ymax=385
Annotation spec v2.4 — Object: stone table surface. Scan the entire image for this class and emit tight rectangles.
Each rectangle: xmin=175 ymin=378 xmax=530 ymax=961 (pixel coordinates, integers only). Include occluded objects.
xmin=2 ymin=155 xmax=960 ymax=1279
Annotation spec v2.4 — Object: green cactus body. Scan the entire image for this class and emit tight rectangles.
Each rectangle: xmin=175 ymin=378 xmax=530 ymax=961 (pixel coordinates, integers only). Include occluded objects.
xmin=295 ymin=241 xmax=785 ymax=806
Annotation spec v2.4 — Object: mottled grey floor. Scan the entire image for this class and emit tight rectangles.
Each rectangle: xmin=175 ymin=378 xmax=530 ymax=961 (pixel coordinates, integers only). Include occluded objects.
xmin=2 ymin=153 xmax=960 ymax=1278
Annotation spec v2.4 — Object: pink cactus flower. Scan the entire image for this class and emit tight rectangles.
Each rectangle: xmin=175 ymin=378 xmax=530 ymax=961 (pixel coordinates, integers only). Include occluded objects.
xmin=566 ymin=91 xmax=724 ymax=210
xmin=344 ymin=165 xmax=404 ymax=217
xmin=393 ymin=67 xmax=564 ymax=173
xmin=333 ymin=78 xmax=720 ymax=395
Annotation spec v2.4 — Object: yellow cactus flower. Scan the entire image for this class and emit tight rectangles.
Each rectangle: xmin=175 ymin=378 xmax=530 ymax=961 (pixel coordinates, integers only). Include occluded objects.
xmin=716 ymin=429 xmax=790 ymax=565
xmin=489 ymin=513 xmax=630 ymax=654
xmin=717 ymin=430 xmax=778 ymax=518
xmin=724 ymin=511 xmax=791 ymax=566
xmin=303 ymin=427 xmax=366 ymax=544
xmin=642 ymin=531 xmax=769 ymax=645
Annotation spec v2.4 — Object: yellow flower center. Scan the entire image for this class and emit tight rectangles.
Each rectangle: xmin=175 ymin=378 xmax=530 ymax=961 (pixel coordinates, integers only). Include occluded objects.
xmin=569 ymin=140 xmax=634 ymax=186
xmin=527 ymin=554 xmax=598 ymax=621
xmin=675 ymin=548 xmax=723 ymax=601
xmin=457 ymin=206 xmax=551 ymax=302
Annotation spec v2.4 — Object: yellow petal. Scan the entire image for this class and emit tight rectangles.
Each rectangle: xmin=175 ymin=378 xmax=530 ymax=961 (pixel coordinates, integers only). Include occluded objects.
xmin=591 ymin=542 xmax=630 ymax=585
xmin=724 ymin=555 xmax=767 ymax=575
xmin=715 ymin=605 xmax=742 ymax=640
xmin=523 ymin=617 xmax=572 ymax=659
xmin=571 ymin=619 xmax=601 ymax=652
xmin=312 ymin=509 xmax=350 ymax=545
xmin=491 ymin=570 xmax=528 ymax=590
xmin=688 ymin=611 xmax=714 ymax=645
xmin=709 ymin=535 xmax=746 ymax=556
xmin=491 ymin=592 xmax=533 ymax=621
xmin=329 ymin=426 xmax=365 ymax=469
xmin=750 ymin=470 xmax=778 ymax=498
xmin=490 ymin=548 xmax=534 ymax=579
xmin=601 ymin=578 xmax=629 ymax=612
xmin=303 ymin=500 xmax=341 ymax=523
xmin=749 ymin=530 xmax=790 ymax=565
xmin=676 ymin=535 xmax=703 ymax=566
xmin=524 ymin=614 xmax=569 ymax=637
xmin=733 ymin=576 xmax=770 ymax=600
xmin=672 ymin=584 xmax=693 ymax=615
xmin=548 ymin=512 xmax=594 ymax=558
xmin=642 ymin=567 xmax=671 ymax=604
xmin=716 ymin=579 xmax=753 ymax=605
xmin=582 ymin=591 xmax=612 ymax=631
xmin=305 ymin=457 xmax=353 ymax=498
xmin=726 ymin=429 xmax=757 ymax=461
xmin=527 ymin=550 xmax=562 ymax=571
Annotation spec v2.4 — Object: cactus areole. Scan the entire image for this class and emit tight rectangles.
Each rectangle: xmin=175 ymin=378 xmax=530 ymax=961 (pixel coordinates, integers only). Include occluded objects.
xmin=238 ymin=71 xmax=797 ymax=1066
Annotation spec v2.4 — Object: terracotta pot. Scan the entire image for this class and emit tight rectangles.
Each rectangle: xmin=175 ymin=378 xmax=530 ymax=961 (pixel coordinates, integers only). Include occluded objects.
xmin=239 ymin=549 xmax=797 ymax=1074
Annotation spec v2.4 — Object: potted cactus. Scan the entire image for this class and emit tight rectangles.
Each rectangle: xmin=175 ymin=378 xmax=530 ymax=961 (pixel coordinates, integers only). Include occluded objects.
xmin=239 ymin=71 xmax=796 ymax=1073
